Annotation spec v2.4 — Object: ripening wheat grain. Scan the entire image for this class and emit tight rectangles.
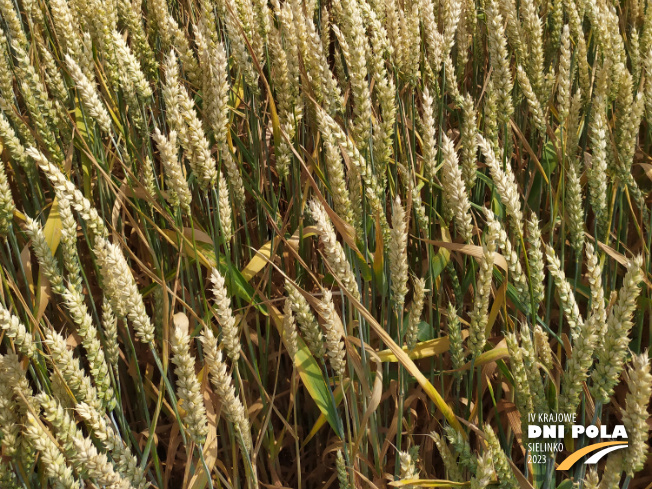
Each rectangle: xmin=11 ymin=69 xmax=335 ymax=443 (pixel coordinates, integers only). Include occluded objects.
xmin=1 ymin=0 xmax=651 ymax=486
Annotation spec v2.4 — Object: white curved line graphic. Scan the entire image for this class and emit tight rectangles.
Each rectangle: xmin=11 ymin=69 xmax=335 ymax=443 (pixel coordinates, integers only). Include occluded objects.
xmin=584 ymin=444 xmax=628 ymax=464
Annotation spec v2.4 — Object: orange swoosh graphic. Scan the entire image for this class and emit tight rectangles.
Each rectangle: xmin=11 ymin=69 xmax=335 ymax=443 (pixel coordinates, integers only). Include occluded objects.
xmin=557 ymin=441 xmax=628 ymax=471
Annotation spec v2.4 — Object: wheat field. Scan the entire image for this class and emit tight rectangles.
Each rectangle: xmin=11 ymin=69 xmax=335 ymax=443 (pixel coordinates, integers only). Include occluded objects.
xmin=0 ymin=0 xmax=650 ymax=487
